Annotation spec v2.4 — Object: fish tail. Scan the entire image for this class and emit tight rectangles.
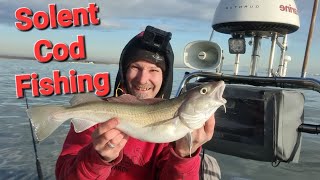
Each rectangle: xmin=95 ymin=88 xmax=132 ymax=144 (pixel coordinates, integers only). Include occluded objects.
xmin=26 ymin=105 xmax=66 ymax=142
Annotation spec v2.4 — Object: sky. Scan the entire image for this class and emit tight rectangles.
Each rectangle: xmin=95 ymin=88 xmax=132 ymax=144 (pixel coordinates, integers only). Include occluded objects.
xmin=0 ymin=0 xmax=319 ymax=74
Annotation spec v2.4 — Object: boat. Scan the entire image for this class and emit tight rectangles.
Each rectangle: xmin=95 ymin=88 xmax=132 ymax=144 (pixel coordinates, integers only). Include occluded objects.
xmin=176 ymin=0 xmax=320 ymax=169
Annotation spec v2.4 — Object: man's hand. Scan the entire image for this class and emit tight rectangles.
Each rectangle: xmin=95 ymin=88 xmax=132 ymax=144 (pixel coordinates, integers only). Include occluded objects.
xmin=174 ymin=115 xmax=215 ymax=158
xmin=91 ymin=118 xmax=129 ymax=162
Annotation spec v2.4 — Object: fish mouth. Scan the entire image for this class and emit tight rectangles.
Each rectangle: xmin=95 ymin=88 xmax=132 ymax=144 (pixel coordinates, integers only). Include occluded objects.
xmin=211 ymin=81 xmax=227 ymax=104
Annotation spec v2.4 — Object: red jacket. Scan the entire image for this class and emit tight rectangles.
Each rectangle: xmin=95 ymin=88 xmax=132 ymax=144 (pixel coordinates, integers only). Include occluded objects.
xmin=55 ymin=123 xmax=201 ymax=180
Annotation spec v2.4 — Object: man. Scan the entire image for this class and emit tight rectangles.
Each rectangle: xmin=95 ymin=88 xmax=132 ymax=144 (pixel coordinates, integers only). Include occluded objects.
xmin=55 ymin=27 xmax=216 ymax=179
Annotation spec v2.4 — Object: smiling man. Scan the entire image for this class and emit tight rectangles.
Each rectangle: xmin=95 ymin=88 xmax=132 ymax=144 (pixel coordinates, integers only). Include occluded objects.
xmin=55 ymin=27 xmax=217 ymax=180
xmin=123 ymin=49 xmax=165 ymax=99
xmin=125 ymin=60 xmax=163 ymax=99
xmin=114 ymin=31 xmax=173 ymax=100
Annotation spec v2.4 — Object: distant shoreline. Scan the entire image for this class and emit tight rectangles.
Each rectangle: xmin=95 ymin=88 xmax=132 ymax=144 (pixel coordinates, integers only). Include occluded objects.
xmin=0 ymin=55 xmax=35 ymax=61
xmin=0 ymin=55 xmax=116 ymax=65
xmin=0 ymin=55 xmax=187 ymax=67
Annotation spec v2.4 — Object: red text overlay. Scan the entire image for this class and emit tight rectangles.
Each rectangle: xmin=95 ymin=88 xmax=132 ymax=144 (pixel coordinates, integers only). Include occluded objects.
xmin=15 ymin=3 xmax=100 ymax=62
xmin=14 ymin=3 xmax=110 ymax=98
xmin=15 ymin=69 xmax=110 ymax=98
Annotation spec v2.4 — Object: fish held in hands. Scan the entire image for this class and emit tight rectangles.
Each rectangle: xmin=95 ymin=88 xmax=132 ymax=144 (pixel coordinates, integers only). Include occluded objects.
xmin=26 ymin=81 xmax=227 ymax=143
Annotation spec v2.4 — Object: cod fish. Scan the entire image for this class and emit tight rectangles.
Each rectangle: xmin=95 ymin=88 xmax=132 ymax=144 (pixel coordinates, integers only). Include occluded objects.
xmin=27 ymin=81 xmax=227 ymax=143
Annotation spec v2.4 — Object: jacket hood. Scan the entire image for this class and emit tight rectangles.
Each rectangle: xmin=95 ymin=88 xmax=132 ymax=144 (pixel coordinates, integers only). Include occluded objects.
xmin=113 ymin=32 xmax=174 ymax=99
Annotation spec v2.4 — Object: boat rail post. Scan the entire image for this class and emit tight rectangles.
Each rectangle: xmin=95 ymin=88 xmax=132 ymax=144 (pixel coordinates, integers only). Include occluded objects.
xmin=216 ymin=50 xmax=224 ymax=73
xmin=249 ymin=35 xmax=262 ymax=76
xmin=277 ymin=34 xmax=288 ymax=77
xmin=268 ymin=32 xmax=278 ymax=77
xmin=234 ymin=54 xmax=240 ymax=75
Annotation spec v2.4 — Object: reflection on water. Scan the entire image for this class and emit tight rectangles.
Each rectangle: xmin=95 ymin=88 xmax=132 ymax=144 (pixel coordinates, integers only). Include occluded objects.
xmin=0 ymin=59 xmax=319 ymax=179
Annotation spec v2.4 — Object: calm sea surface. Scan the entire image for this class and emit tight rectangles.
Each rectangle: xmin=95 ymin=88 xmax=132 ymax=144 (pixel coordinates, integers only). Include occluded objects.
xmin=0 ymin=58 xmax=319 ymax=180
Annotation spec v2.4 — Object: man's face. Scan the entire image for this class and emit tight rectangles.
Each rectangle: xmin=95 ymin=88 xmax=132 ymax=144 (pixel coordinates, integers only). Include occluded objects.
xmin=126 ymin=60 xmax=163 ymax=99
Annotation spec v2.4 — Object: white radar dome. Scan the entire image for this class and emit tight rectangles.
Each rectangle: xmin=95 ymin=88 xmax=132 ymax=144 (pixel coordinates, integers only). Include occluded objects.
xmin=212 ymin=0 xmax=300 ymax=35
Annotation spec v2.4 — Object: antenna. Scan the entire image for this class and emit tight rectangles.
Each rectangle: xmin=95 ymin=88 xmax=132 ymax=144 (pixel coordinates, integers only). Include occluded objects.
xmin=211 ymin=0 xmax=300 ymax=76
xmin=209 ymin=29 xmax=214 ymax=42
xmin=301 ymin=0 xmax=319 ymax=78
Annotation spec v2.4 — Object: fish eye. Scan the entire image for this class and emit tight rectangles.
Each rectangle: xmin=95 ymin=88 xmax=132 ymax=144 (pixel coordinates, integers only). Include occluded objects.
xmin=200 ymin=87 xmax=208 ymax=94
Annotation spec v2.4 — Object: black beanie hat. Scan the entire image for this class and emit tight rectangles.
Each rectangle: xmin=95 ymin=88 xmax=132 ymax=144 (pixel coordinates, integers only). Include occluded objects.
xmin=123 ymin=48 xmax=166 ymax=72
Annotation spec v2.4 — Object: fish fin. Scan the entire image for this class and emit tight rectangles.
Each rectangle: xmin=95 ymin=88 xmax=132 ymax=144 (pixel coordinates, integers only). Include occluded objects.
xmin=173 ymin=116 xmax=179 ymax=126
xmin=70 ymin=94 xmax=103 ymax=106
xmin=108 ymin=94 xmax=163 ymax=105
xmin=107 ymin=94 xmax=144 ymax=104
xmin=26 ymin=105 xmax=66 ymax=142
xmin=71 ymin=118 xmax=98 ymax=133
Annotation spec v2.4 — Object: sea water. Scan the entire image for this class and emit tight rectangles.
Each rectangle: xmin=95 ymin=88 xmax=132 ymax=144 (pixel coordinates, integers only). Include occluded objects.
xmin=0 ymin=58 xmax=319 ymax=180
